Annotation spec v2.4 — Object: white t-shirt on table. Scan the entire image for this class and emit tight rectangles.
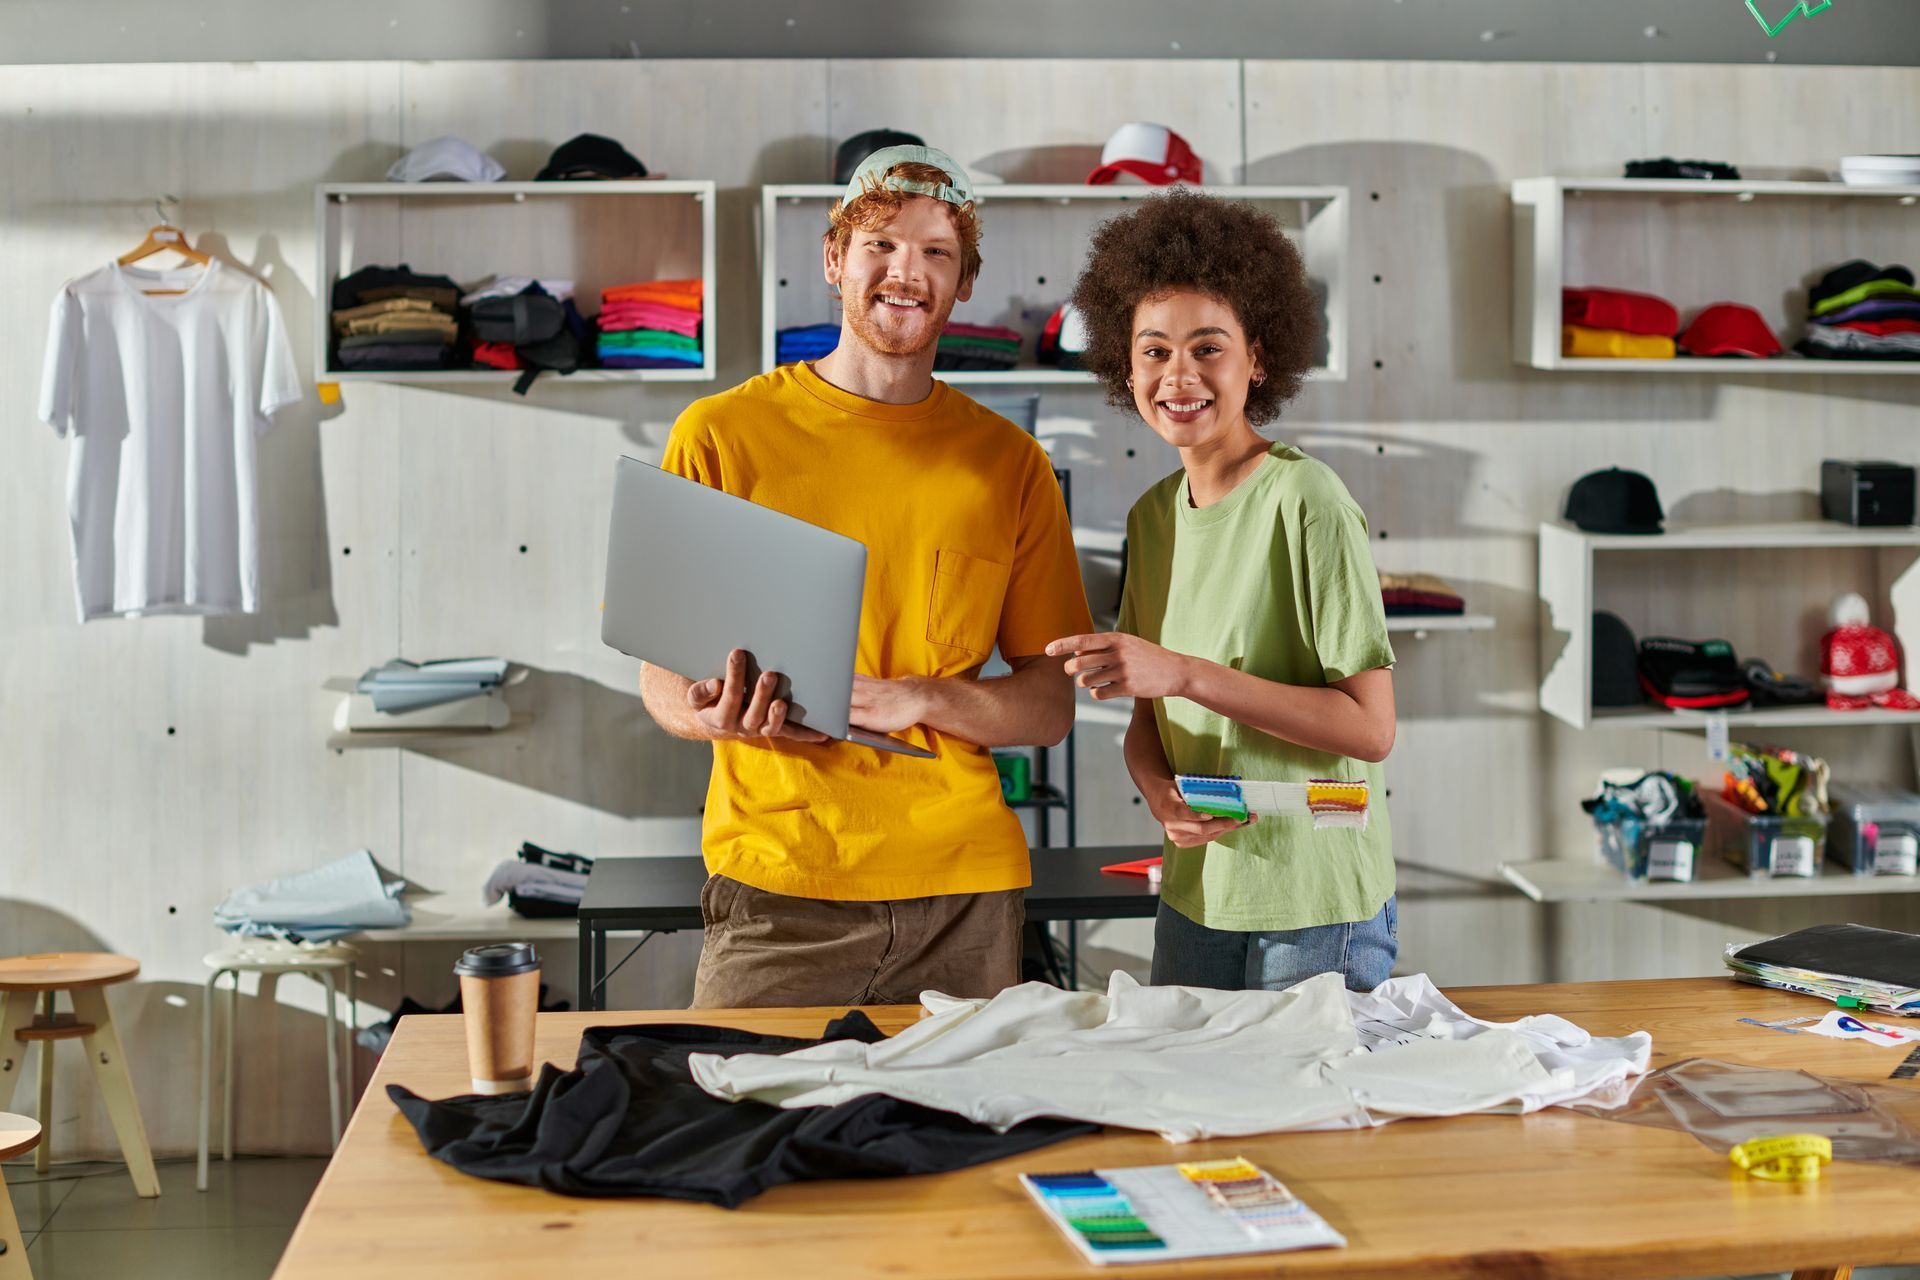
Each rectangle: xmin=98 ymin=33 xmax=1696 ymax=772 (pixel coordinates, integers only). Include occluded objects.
xmin=38 ymin=259 xmax=302 ymax=621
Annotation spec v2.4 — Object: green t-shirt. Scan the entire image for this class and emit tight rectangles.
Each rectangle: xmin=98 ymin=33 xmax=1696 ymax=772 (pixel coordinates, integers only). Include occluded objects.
xmin=1119 ymin=442 xmax=1396 ymax=931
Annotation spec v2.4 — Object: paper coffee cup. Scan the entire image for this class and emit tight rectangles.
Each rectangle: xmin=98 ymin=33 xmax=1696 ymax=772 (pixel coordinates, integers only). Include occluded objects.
xmin=453 ymin=942 xmax=541 ymax=1095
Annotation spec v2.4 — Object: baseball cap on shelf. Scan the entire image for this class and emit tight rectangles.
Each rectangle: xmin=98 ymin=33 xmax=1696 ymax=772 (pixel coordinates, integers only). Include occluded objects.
xmin=536 ymin=134 xmax=648 ymax=181
xmin=1565 ymin=468 xmax=1664 ymax=535
xmin=1679 ymin=303 xmax=1782 ymax=358
xmin=386 ymin=136 xmax=506 ymax=184
xmin=840 ymin=144 xmax=974 ymax=210
xmin=1087 ymin=122 xmax=1201 ymax=186
xmin=833 ymin=128 xmax=926 ymax=185
xmin=1038 ymin=304 xmax=1091 ymax=368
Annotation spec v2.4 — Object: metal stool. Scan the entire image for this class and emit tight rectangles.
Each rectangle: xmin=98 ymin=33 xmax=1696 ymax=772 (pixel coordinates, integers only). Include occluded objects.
xmin=198 ymin=941 xmax=356 ymax=1192
xmin=0 ymin=954 xmax=158 ymax=1199
xmin=0 ymin=1112 xmax=41 ymax=1278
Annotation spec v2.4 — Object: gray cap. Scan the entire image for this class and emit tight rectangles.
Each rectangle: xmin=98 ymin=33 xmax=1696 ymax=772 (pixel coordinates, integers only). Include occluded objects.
xmin=840 ymin=143 xmax=974 ymax=209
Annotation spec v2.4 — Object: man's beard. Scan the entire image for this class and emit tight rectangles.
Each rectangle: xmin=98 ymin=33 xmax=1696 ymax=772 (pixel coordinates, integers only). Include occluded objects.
xmin=841 ymin=286 xmax=952 ymax=357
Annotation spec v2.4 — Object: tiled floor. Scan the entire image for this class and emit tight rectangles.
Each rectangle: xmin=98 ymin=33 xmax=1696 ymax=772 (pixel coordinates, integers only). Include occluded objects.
xmin=6 ymin=1155 xmax=1920 ymax=1279
xmin=5 ymin=1155 xmax=327 ymax=1280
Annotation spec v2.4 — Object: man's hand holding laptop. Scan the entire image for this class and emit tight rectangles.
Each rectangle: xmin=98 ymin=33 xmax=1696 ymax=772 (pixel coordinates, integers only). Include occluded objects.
xmin=685 ymin=648 xmax=831 ymax=743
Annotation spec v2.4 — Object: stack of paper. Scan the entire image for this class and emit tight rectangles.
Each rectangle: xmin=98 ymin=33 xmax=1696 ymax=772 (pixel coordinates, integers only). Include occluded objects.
xmin=1725 ymin=924 xmax=1920 ymax=1016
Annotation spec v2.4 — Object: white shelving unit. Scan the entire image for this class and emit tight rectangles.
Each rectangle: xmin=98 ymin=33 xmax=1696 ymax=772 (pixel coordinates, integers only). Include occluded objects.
xmin=1498 ymin=856 xmax=1920 ymax=903
xmin=1538 ymin=519 xmax=1920 ymax=729
xmin=1385 ymin=614 xmax=1495 ymax=639
xmin=759 ymin=184 xmax=1349 ymax=385
xmin=315 ymin=180 xmax=717 ymax=384
xmin=1511 ymin=176 xmax=1920 ymax=374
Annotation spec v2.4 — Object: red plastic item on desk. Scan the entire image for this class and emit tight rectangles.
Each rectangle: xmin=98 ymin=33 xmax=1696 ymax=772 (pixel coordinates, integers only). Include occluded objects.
xmin=1101 ymin=856 xmax=1163 ymax=876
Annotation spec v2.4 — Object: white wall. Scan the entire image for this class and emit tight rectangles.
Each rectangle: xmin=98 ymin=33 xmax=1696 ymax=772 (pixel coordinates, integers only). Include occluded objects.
xmin=3 ymin=58 xmax=1919 ymax=1159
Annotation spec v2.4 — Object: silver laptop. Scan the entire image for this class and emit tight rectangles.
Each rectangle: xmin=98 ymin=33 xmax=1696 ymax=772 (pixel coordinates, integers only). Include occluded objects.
xmin=601 ymin=457 xmax=935 ymax=758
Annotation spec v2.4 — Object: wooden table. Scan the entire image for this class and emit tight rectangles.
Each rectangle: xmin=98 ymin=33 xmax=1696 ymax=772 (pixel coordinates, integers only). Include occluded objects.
xmin=273 ymin=978 xmax=1920 ymax=1280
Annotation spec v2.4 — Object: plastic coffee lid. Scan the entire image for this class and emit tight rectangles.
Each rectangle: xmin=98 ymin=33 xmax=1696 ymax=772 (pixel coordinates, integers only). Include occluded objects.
xmin=454 ymin=942 xmax=540 ymax=977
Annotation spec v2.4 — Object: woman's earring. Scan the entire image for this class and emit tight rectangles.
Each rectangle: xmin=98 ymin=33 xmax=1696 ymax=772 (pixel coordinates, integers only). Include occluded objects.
xmin=1126 ymin=377 xmax=1135 ymax=390
xmin=1253 ymin=373 xmax=1267 ymax=387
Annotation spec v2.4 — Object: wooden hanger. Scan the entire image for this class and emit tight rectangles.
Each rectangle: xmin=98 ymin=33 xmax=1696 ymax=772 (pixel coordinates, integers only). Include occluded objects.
xmin=119 ymin=199 xmax=211 ymax=294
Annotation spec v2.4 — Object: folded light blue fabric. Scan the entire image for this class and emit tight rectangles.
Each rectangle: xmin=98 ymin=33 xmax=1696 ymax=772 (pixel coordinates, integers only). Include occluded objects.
xmin=213 ymin=849 xmax=409 ymax=941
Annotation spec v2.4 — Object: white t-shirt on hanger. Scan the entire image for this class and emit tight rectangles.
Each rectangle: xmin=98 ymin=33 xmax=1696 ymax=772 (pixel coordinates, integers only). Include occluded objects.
xmin=38 ymin=258 xmax=302 ymax=621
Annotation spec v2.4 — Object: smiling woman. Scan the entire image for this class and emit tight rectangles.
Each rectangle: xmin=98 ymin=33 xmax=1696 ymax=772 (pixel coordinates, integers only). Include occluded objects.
xmin=1069 ymin=187 xmax=1322 ymax=421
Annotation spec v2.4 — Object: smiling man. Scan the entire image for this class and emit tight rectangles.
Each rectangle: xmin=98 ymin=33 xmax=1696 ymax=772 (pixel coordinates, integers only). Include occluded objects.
xmin=640 ymin=144 xmax=1093 ymax=1009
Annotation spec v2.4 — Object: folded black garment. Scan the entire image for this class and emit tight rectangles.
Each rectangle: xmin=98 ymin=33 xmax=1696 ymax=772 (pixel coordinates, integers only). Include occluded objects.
xmin=1625 ymin=157 xmax=1741 ymax=181
xmin=1741 ymin=658 xmax=1823 ymax=708
xmin=336 ymin=342 xmax=458 ymax=371
xmin=331 ymin=263 xmax=462 ymax=312
xmin=1794 ymin=338 xmax=1920 ymax=362
xmin=338 ymin=330 xmax=457 ymax=350
xmin=389 ymin=1013 xmax=1096 ymax=1208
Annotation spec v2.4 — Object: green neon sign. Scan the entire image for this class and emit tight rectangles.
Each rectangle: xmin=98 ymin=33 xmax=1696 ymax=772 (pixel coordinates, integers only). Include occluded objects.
xmin=1745 ymin=0 xmax=1833 ymax=37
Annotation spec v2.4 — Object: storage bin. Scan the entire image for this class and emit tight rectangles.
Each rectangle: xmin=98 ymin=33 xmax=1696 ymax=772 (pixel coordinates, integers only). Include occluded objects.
xmin=1592 ymin=810 xmax=1706 ymax=882
xmin=1827 ymin=784 xmax=1920 ymax=876
xmin=1703 ymin=790 xmax=1827 ymax=877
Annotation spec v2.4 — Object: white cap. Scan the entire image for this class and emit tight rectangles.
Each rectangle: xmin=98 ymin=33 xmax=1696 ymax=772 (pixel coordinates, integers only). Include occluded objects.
xmin=387 ymin=136 xmax=506 ymax=184
xmin=1058 ymin=304 xmax=1090 ymax=354
xmin=1087 ymin=122 xmax=1202 ymax=186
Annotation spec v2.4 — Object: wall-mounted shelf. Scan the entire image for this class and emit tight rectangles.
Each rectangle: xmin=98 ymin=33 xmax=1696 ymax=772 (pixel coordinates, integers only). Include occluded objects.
xmin=327 ymin=714 xmax=532 ymax=752
xmin=1538 ymin=520 xmax=1920 ymax=729
xmin=760 ymin=183 xmax=1349 ymax=385
xmin=1511 ymin=176 xmax=1920 ymax=375
xmin=315 ymin=179 xmax=717 ymax=385
xmin=1498 ymin=856 xmax=1920 ymax=903
xmin=1386 ymin=614 xmax=1494 ymax=638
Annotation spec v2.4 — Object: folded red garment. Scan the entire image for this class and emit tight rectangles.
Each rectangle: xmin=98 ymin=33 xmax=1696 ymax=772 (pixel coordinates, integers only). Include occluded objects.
xmin=1834 ymin=318 xmax=1920 ymax=337
xmin=1563 ymin=287 xmax=1680 ymax=338
xmin=472 ymin=340 xmax=519 ymax=370
xmin=598 ymin=304 xmax=702 ymax=336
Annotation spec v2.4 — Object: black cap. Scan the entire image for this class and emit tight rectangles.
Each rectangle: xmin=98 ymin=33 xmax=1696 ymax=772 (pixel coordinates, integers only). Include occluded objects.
xmin=1566 ymin=468 xmax=1663 ymax=535
xmin=834 ymin=128 xmax=925 ymax=185
xmin=454 ymin=942 xmax=540 ymax=978
xmin=536 ymin=134 xmax=647 ymax=182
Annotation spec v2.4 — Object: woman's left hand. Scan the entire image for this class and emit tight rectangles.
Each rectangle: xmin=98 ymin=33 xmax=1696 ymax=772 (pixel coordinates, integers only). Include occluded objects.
xmin=1045 ymin=632 xmax=1193 ymax=701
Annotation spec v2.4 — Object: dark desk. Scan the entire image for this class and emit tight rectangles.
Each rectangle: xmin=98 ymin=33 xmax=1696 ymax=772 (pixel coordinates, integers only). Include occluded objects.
xmin=575 ymin=847 xmax=1161 ymax=1010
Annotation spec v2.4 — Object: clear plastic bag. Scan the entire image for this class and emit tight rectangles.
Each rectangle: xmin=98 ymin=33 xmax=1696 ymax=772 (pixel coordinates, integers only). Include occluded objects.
xmin=1564 ymin=1058 xmax=1920 ymax=1165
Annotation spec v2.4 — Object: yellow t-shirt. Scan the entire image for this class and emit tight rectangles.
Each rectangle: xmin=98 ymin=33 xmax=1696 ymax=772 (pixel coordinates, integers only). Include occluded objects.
xmin=660 ymin=362 xmax=1094 ymax=901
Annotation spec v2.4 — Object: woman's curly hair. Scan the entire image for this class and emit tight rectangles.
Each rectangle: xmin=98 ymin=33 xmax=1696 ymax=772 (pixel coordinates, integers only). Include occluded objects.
xmin=1069 ymin=188 xmax=1322 ymax=426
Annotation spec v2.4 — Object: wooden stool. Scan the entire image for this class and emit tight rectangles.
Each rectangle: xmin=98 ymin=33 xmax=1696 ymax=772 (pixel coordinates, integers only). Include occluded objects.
xmin=0 ymin=1112 xmax=41 ymax=1279
xmin=198 ymin=942 xmax=356 ymax=1193
xmin=0 ymin=954 xmax=158 ymax=1199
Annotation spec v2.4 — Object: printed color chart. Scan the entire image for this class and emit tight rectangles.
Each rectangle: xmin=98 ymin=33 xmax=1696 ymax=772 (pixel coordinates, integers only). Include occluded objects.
xmin=1020 ymin=1158 xmax=1346 ymax=1266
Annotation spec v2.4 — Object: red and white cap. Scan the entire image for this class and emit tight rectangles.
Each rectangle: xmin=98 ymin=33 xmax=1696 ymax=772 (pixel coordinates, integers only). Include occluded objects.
xmin=1087 ymin=122 xmax=1201 ymax=186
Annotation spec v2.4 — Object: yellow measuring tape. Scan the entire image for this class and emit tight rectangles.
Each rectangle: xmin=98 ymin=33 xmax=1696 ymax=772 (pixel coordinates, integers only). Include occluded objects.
xmin=1728 ymin=1134 xmax=1833 ymax=1182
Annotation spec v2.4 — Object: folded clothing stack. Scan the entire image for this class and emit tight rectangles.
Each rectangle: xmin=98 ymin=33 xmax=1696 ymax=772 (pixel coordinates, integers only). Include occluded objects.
xmin=482 ymin=841 xmax=595 ymax=919
xmin=461 ymin=277 xmax=576 ymax=371
xmin=1562 ymin=287 xmax=1678 ymax=360
xmin=1379 ymin=571 xmax=1465 ymax=617
xmin=1637 ymin=636 xmax=1747 ymax=710
xmin=597 ymin=278 xmax=703 ymax=369
xmin=775 ymin=322 xmax=840 ymax=364
xmin=331 ymin=265 xmax=463 ymax=370
xmin=1798 ymin=261 xmax=1920 ymax=362
xmin=933 ymin=322 xmax=1022 ymax=371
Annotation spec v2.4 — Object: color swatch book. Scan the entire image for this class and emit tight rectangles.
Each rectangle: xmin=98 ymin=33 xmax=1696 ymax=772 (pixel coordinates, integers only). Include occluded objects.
xmin=1176 ymin=775 xmax=1370 ymax=830
xmin=1020 ymin=1158 xmax=1345 ymax=1266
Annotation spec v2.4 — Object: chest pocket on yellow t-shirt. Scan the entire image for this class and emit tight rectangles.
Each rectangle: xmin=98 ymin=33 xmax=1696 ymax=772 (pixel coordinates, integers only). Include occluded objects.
xmin=927 ymin=549 xmax=1011 ymax=657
